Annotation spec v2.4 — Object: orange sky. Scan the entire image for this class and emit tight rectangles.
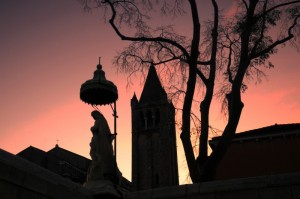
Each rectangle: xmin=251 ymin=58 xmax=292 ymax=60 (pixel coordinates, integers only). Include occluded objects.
xmin=0 ymin=0 xmax=299 ymax=184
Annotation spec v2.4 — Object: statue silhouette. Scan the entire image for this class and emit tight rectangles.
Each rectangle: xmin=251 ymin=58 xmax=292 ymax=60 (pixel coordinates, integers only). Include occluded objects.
xmin=86 ymin=110 xmax=116 ymax=182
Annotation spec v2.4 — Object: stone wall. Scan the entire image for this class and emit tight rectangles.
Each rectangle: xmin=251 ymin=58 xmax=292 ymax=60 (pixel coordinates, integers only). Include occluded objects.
xmin=124 ymin=172 xmax=300 ymax=199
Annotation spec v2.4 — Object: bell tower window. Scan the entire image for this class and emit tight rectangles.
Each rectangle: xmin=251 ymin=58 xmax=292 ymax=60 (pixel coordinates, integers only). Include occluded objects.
xmin=147 ymin=109 xmax=153 ymax=128
xmin=140 ymin=111 xmax=145 ymax=129
xmin=155 ymin=109 xmax=160 ymax=127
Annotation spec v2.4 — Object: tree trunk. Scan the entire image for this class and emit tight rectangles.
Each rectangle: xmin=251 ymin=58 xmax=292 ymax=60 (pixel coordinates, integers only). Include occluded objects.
xmin=201 ymin=87 xmax=244 ymax=181
xmin=198 ymin=81 xmax=214 ymax=164
xmin=180 ymin=0 xmax=202 ymax=183
xmin=198 ymin=0 xmax=218 ymax=169
xmin=180 ymin=64 xmax=201 ymax=183
xmin=199 ymin=1 xmax=256 ymax=181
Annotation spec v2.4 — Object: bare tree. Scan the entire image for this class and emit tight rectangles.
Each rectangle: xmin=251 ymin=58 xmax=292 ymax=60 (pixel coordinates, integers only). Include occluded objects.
xmin=80 ymin=0 xmax=300 ymax=182
xmin=201 ymin=0 xmax=300 ymax=181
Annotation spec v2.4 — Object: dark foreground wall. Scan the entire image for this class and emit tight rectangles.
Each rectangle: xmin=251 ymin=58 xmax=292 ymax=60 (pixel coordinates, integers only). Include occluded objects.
xmin=0 ymin=149 xmax=93 ymax=199
xmin=125 ymin=172 xmax=300 ymax=199
xmin=1 ymin=148 xmax=300 ymax=199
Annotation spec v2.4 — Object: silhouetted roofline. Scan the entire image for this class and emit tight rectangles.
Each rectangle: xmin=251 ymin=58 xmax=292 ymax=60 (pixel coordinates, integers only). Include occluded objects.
xmin=210 ymin=123 xmax=300 ymax=145
xmin=237 ymin=123 xmax=300 ymax=137
xmin=48 ymin=145 xmax=90 ymax=161
xmin=17 ymin=145 xmax=46 ymax=155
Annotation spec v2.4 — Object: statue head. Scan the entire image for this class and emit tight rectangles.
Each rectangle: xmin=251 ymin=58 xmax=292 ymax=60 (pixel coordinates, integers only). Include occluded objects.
xmin=91 ymin=110 xmax=101 ymax=120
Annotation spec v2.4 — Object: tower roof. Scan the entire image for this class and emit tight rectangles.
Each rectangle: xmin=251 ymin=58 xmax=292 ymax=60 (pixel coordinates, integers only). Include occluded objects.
xmin=139 ymin=64 xmax=167 ymax=104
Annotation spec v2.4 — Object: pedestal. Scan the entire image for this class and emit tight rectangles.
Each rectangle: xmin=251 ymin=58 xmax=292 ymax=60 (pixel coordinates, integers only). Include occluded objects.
xmin=84 ymin=180 xmax=121 ymax=199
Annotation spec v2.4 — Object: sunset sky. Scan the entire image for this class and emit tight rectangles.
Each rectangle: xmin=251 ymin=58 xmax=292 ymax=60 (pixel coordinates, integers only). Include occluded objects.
xmin=0 ymin=0 xmax=299 ymax=184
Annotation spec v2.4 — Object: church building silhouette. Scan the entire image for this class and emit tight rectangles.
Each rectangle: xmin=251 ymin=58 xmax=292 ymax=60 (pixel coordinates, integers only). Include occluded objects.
xmin=131 ymin=64 xmax=179 ymax=190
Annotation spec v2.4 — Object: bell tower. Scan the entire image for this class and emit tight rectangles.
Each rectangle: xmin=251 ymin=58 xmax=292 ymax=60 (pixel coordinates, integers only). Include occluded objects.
xmin=131 ymin=64 xmax=178 ymax=190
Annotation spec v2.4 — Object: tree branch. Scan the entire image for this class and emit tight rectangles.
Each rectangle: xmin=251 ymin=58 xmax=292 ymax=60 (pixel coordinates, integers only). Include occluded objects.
xmin=227 ymin=43 xmax=234 ymax=84
xmin=197 ymin=60 xmax=210 ymax=65
xmin=104 ymin=0 xmax=191 ymax=59
xmin=261 ymin=0 xmax=300 ymax=19
xmin=251 ymin=14 xmax=299 ymax=59
xmin=250 ymin=0 xmax=268 ymax=57
xmin=242 ymin=0 xmax=248 ymax=11
xmin=196 ymin=68 xmax=208 ymax=85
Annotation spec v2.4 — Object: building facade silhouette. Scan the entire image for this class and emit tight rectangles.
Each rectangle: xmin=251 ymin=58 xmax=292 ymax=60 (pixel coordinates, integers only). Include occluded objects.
xmin=131 ymin=64 xmax=179 ymax=190
xmin=17 ymin=145 xmax=90 ymax=184
xmin=210 ymin=123 xmax=300 ymax=180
